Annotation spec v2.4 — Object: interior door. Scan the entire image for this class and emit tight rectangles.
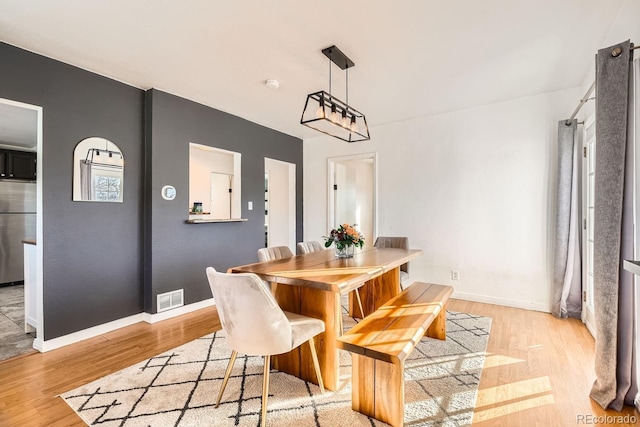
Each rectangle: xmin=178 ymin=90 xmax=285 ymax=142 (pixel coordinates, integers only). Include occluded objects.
xmin=264 ymin=158 xmax=296 ymax=250
xmin=582 ymin=116 xmax=596 ymax=337
xmin=210 ymin=172 xmax=232 ymax=219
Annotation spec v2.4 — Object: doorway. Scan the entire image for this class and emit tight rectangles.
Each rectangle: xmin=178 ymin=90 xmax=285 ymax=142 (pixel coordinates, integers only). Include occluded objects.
xmin=0 ymin=97 xmax=43 ymax=358
xmin=581 ymin=115 xmax=596 ymax=338
xmin=264 ymin=158 xmax=296 ymax=250
xmin=327 ymin=153 xmax=377 ymax=248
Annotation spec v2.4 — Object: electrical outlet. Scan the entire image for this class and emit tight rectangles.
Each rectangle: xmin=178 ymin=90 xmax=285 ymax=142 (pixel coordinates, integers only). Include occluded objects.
xmin=248 ymin=201 xmax=253 ymax=210
xmin=451 ymin=270 xmax=460 ymax=281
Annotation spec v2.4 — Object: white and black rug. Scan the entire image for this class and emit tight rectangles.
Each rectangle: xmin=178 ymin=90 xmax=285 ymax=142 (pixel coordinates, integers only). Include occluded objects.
xmin=62 ymin=310 xmax=491 ymax=426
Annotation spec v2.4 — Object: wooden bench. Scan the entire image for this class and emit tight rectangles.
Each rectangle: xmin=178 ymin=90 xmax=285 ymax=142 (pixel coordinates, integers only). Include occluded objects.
xmin=336 ymin=282 xmax=454 ymax=427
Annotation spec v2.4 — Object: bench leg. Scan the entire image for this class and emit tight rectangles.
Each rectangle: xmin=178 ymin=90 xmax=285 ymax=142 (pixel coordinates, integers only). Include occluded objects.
xmin=351 ymin=354 xmax=404 ymax=427
xmin=426 ymin=303 xmax=447 ymax=340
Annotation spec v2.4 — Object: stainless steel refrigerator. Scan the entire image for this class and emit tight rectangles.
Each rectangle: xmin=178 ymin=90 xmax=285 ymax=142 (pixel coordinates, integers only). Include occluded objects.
xmin=0 ymin=180 xmax=36 ymax=285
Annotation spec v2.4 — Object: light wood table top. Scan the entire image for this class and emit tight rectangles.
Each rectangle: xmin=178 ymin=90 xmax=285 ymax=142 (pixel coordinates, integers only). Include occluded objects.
xmin=230 ymin=247 xmax=423 ymax=294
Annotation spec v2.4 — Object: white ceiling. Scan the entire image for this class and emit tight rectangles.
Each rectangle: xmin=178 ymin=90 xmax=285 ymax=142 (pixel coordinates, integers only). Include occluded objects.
xmin=0 ymin=0 xmax=627 ymax=140
xmin=0 ymin=102 xmax=37 ymax=150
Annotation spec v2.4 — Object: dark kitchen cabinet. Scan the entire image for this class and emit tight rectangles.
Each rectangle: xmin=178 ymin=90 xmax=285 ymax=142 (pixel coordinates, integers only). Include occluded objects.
xmin=0 ymin=149 xmax=36 ymax=180
xmin=0 ymin=150 xmax=6 ymax=178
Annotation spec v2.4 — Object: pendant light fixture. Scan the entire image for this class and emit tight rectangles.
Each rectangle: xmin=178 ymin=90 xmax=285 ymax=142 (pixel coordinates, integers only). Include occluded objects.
xmin=300 ymin=45 xmax=370 ymax=142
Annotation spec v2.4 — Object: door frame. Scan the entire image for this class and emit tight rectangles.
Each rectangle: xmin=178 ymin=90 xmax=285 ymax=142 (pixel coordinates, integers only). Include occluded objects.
xmin=581 ymin=114 xmax=596 ymax=338
xmin=326 ymin=152 xmax=378 ymax=240
xmin=0 ymin=97 xmax=44 ymax=349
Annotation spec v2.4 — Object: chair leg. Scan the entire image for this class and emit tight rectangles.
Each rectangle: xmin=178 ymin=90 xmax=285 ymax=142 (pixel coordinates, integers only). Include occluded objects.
xmin=215 ymin=350 xmax=238 ymax=408
xmin=261 ymin=355 xmax=271 ymax=427
xmin=354 ymin=289 xmax=365 ymax=319
xmin=308 ymin=338 xmax=325 ymax=393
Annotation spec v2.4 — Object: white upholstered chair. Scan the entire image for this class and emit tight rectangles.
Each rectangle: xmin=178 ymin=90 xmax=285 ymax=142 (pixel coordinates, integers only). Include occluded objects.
xmin=296 ymin=240 xmax=324 ymax=255
xmin=206 ymin=267 xmax=325 ymax=427
xmin=374 ymin=236 xmax=411 ymax=288
xmin=257 ymin=245 xmax=294 ymax=262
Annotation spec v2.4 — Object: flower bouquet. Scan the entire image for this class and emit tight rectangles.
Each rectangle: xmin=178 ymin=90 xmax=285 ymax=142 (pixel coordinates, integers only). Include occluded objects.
xmin=324 ymin=224 xmax=365 ymax=258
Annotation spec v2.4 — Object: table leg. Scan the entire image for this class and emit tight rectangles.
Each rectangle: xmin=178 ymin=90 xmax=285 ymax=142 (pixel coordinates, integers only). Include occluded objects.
xmin=272 ymin=285 xmax=342 ymax=391
xmin=349 ymin=266 xmax=401 ymax=317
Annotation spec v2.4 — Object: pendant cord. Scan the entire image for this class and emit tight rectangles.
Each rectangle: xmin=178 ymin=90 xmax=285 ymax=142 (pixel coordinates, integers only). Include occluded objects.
xmin=329 ymin=57 xmax=332 ymax=97
xmin=346 ymin=67 xmax=349 ymax=108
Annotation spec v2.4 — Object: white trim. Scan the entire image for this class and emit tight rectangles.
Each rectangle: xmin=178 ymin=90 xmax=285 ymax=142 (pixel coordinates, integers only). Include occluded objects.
xmin=33 ymin=299 xmax=216 ymax=352
xmin=581 ymin=114 xmax=596 ymax=337
xmin=143 ymin=298 xmax=215 ymax=324
xmin=452 ymin=291 xmax=550 ymax=313
xmin=0 ymin=97 xmax=44 ymax=345
xmin=633 ymin=57 xmax=640 ymax=415
xmin=35 ymin=313 xmax=146 ymax=352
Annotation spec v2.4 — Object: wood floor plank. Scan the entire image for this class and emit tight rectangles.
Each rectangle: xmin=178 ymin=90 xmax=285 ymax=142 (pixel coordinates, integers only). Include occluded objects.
xmin=0 ymin=306 xmax=220 ymax=427
xmin=0 ymin=299 xmax=638 ymax=426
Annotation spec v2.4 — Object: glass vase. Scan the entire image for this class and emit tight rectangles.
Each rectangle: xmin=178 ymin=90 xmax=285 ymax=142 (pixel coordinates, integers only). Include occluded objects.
xmin=335 ymin=244 xmax=355 ymax=258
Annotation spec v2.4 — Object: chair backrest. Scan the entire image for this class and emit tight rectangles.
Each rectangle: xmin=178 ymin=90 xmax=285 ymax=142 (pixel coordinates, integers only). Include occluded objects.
xmin=206 ymin=267 xmax=292 ymax=355
xmin=374 ymin=236 xmax=410 ymax=274
xmin=296 ymin=241 xmax=324 ymax=254
xmin=257 ymin=246 xmax=294 ymax=262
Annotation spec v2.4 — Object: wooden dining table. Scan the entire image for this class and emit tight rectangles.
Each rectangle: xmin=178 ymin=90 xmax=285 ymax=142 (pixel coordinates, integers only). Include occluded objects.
xmin=229 ymin=247 xmax=423 ymax=391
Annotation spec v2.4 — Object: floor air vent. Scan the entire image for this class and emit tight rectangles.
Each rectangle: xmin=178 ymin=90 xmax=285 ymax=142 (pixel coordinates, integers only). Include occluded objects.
xmin=157 ymin=289 xmax=184 ymax=312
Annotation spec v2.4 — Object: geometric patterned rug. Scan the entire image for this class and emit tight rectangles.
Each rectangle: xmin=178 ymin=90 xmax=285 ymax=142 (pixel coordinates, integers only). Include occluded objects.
xmin=61 ymin=310 xmax=491 ymax=426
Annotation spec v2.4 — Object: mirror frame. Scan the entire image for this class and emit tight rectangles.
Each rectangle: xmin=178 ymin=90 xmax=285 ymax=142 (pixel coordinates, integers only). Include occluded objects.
xmin=72 ymin=137 xmax=124 ymax=202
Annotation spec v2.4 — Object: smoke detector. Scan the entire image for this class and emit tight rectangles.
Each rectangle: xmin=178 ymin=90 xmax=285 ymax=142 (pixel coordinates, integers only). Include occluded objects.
xmin=265 ymin=79 xmax=280 ymax=89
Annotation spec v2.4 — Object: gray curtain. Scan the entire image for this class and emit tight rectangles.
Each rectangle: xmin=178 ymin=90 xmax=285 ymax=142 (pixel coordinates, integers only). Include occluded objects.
xmin=80 ymin=160 xmax=92 ymax=200
xmin=590 ymin=39 xmax=637 ymax=411
xmin=552 ymin=120 xmax=582 ymax=318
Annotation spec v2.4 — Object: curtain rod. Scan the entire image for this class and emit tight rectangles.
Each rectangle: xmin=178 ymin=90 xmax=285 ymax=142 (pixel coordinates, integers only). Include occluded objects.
xmin=565 ymin=45 xmax=638 ymax=126
xmin=565 ymin=81 xmax=595 ymax=126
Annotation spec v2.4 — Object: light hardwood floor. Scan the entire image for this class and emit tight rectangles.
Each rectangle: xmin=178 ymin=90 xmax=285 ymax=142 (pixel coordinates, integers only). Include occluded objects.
xmin=0 ymin=299 xmax=637 ymax=426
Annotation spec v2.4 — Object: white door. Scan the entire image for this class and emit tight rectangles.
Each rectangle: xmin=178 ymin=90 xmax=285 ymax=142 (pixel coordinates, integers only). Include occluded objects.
xmin=582 ymin=116 xmax=596 ymax=337
xmin=210 ymin=172 xmax=232 ymax=219
xmin=264 ymin=158 xmax=296 ymax=250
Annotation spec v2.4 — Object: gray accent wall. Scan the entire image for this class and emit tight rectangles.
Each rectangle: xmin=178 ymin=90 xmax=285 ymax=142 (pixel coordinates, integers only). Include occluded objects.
xmin=0 ymin=42 xmax=304 ymax=340
xmin=0 ymin=42 xmax=144 ymax=340
xmin=145 ymin=89 xmax=303 ymax=313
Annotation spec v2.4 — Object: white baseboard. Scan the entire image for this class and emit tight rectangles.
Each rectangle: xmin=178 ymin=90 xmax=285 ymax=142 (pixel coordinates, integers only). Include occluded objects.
xmin=35 ymin=299 xmax=216 ymax=352
xmin=142 ymin=298 xmax=215 ymax=324
xmin=36 ymin=313 xmax=146 ymax=352
xmin=452 ymin=291 xmax=550 ymax=313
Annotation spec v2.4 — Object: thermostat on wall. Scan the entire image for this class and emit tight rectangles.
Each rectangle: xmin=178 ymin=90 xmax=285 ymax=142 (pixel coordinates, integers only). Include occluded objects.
xmin=161 ymin=185 xmax=176 ymax=200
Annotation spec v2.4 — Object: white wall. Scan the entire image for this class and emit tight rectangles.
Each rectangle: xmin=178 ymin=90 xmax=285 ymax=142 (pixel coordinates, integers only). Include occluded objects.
xmin=304 ymin=88 xmax=579 ymax=312
xmin=577 ymin=0 xmax=640 ymax=120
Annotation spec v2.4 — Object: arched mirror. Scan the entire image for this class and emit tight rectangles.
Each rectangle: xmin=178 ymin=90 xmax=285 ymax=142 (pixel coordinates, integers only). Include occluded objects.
xmin=73 ymin=137 xmax=124 ymax=202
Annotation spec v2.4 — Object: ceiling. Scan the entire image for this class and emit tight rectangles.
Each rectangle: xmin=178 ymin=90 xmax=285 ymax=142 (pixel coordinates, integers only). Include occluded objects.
xmin=0 ymin=102 xmax=37 ymax=150
xmin=0 ymin=0 xmax=627 ymax=140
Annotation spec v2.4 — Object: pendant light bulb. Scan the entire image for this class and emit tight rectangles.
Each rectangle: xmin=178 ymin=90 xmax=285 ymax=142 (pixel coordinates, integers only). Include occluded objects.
xmin=350 ymin=115 xmax=359 ymax=133
xmin=315 ymin=98 xmax=325 ymax=119
xmin=329 ymin=104 xmax=339 ymax=123
xmin=340 ymin=109 xmax=349 ymax=128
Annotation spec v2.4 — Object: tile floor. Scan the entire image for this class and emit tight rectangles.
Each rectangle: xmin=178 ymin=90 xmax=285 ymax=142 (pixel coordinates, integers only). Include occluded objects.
xmin=0 ymin=284 xmax=35 ymax=362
